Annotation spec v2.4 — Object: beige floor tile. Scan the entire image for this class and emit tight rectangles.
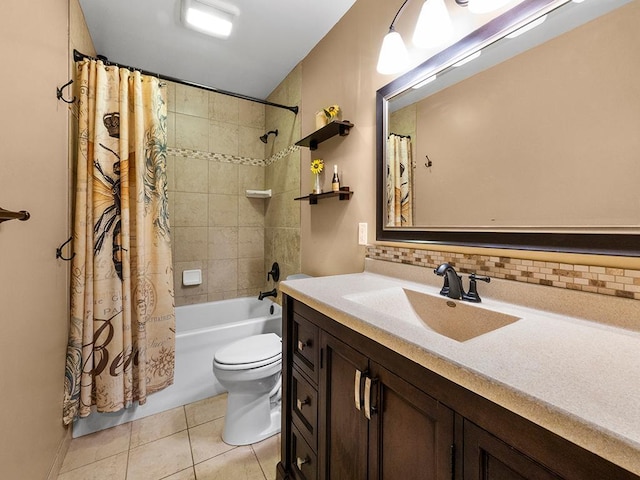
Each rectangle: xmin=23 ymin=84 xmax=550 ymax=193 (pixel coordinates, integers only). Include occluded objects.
xmin=127 ymin=430 xmax=193 ymax=480
xmin=163 ymin=467 xmax=196 ymax=480
xmin=60 ymin=423 xmax=131 ymax=472
xmin=252 ymin=434 xmax=281 ymax=480
xmin=130 ymin=406 xmax=187 ymax=448
xmin=188 ymin=417 xmax=235 ymax=464
xmin=57 ymin=452 xmax=128 ymax=480
xmin=194 ymin=446 xmax=266 ymax=480
xmin=184 ymin=393 xmax=227 ymax=428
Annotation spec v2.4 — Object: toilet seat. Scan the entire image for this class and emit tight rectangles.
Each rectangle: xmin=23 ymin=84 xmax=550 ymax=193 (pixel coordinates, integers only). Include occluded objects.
xmin=214 ymin=333 xmax=282 ymax=371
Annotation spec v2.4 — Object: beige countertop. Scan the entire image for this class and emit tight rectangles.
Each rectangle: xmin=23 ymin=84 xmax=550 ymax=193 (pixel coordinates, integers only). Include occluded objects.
xmin=279 ymin=260 xmax=640 ymax=476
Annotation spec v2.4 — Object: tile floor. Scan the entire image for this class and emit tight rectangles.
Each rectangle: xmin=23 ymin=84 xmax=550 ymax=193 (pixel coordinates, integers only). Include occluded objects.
xmin=57 ymin=394 xmax=280 ymax=480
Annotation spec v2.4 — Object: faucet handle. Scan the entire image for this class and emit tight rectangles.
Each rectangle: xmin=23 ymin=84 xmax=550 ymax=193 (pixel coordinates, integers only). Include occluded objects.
xmin=463 ymin=273 xmax=490 ymax=303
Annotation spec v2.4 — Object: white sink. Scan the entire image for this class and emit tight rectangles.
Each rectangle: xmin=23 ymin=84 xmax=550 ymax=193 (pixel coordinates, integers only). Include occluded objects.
xmin=344 ymin=287 xmax=520 ymax=342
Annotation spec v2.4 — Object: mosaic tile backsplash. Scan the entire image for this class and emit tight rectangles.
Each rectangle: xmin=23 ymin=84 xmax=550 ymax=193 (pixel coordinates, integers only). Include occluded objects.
xmin=366 ymin=245 xmax=640 ymax=301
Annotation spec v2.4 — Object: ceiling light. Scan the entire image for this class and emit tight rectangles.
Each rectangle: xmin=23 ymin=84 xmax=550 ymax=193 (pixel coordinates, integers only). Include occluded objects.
xmin=506 ymin=15 xmax=547 ymax=38
xmin=377 ymin=28 xmax=410 ymax=75
xmin=468 ymin=0 xmax=513 ymax=14
xmin=181 ymin=0 xmax=239 ymax=39
xmin=412 ymin=0 xmax=454 ymax=49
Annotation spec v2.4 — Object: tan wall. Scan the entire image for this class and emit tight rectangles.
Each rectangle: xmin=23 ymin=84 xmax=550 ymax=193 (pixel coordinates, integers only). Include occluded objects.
xmin=265 ymin=65 xmax=302 ymax=288
xmin=299 ymin=0 xmax=640 ymax=276
xmin=166 ymin=84 xmax=269 ymax=306
xmin=0 ymin=0 xmax=71 ymax=478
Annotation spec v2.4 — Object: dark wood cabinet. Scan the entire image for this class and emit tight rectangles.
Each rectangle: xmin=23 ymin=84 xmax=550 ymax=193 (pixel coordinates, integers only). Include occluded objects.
xmin=277 ymin=295 xmax=640 ymax=480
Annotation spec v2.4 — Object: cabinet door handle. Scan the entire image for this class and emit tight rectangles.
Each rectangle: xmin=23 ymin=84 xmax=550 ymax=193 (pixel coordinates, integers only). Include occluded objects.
xmin=364 ymin=376 xmax=378 ymax=420
xmin=296 ymin=397 xmax=310 ymax=410
xmin=297 ymin=339 xmax=309 ymax=351
xmin=296 ymin=456 xmax=309 ymax=470
xmin=354 ymin=369 xmax=362 ymax=411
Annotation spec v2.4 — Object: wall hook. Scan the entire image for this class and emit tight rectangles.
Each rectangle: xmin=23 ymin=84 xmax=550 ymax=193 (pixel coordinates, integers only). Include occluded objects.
xmin=424 ymin=154 xmax=433 ymax=168
xmin=56 ymin=79 xmax=76 ymax=104
xmin=56 ymin=236 xmax=75 ymax=261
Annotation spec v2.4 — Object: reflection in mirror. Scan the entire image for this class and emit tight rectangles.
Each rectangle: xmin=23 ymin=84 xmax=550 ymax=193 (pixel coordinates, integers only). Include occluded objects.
xmin=376 ymin=0 xmax=640 ymax=255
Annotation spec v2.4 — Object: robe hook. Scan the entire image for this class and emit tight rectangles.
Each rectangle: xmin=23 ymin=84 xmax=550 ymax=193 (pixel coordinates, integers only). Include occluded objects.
xmin=56 ymin=79 xmax=76 ymax=104
xmin=56 ymin=236 xmax=75 ymax=261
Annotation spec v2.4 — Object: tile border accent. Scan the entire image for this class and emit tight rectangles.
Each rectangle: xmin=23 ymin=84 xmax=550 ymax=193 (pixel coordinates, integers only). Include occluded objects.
xmin=167 ymin=144 xmax=300 ymax=167
xmin=366 ymin=245 xmax=640 ymax=300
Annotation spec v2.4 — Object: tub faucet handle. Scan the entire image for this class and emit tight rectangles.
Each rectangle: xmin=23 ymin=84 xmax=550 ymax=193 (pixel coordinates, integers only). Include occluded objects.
xmin=267 ymin=262 xmax=280 ymax=282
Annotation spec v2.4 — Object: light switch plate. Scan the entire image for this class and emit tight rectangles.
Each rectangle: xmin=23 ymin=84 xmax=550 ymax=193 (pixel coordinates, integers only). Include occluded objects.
xmin=358 ymin=223 xmax=367 ymax=246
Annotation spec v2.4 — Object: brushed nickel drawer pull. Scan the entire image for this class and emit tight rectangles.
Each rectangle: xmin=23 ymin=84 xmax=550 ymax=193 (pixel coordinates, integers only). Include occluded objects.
xmin=354 ymin=369 xmax=362 ymax=411
xmin=296 ymin=456 xmax=309 ymax=470
xmin=296 ymin=397 xmax=310 ymax=410
xmin=364 ymin=376 xmax=378 ymax=420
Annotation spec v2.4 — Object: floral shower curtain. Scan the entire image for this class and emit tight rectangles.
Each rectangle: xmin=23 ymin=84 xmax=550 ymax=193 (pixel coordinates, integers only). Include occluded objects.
xmin=63 ymin=60 xmax=175 ymax=425
xmin=386 ymin=134 xmax=413 ymax=227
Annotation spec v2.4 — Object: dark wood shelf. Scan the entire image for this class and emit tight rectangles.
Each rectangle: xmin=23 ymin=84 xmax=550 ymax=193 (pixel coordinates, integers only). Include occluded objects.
xmin=295 ymin=120 xmax=354 ymax=150
xmin=294 ymin=187 xmax=353 ymax=205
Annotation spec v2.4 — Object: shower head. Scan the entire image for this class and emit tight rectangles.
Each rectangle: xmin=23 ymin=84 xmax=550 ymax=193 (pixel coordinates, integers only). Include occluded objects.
xmin=259 ymin=129 xmax=279 ymax=143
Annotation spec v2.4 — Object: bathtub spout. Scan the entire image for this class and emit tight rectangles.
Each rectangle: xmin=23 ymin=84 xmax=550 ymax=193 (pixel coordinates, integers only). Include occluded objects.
xmin=258 ymin=288 xmax=277 ymax=301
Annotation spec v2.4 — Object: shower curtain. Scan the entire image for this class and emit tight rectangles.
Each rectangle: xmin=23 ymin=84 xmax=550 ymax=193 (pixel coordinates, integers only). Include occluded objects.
xmin=63 ymin=60 xmax=175 ymax=425
xmin=386 ymin=134 xmax=413 ymax=227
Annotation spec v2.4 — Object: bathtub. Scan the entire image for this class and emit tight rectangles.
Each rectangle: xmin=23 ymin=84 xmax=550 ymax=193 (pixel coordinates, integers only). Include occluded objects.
xmin=73 ymin=296 xmax=282 ymax=437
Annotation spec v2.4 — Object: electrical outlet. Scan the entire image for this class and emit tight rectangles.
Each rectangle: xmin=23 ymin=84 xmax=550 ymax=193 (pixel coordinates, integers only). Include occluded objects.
xmin=358 ymin=222 xmax=368 ymax=246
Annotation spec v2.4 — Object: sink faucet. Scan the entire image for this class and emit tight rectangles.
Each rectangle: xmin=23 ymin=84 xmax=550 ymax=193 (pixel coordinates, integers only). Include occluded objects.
xmin=434 ymin=263 xmax=464 ymax=299
xmin=434 ymin=263 xmax=491 ymax=303
xmin=258 ymin=288 xmax=277 ymax=301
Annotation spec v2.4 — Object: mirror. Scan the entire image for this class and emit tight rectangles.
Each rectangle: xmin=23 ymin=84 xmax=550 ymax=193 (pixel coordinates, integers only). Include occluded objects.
xmin=376 ymin=0 xmax=640 ymax=256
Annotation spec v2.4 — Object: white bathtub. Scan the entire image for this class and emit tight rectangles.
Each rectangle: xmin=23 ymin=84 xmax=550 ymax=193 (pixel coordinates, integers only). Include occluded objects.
xmin=73 ymin=296 xmax=282 ymax=437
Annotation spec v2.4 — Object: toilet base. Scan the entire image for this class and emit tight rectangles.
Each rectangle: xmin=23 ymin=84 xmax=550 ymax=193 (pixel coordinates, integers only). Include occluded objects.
xmin=222 ymin=391 xmax=281 ymax=446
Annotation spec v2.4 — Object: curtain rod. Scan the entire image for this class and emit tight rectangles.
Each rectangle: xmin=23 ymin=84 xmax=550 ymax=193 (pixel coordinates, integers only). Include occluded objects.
xmin=73 ymin=49 xmax=299 ymax=115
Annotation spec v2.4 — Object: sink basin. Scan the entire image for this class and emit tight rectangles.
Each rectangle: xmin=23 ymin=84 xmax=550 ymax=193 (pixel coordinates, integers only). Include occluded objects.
xmin=344 ymin=287 xmax=520 ymax=342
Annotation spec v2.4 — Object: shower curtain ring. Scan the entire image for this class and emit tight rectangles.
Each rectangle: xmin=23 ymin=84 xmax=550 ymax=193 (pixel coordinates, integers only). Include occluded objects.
xmin=56 ymin=236 xmax=75 ymax=261
xmin=56 ymin=79 xmax=76 ymax=104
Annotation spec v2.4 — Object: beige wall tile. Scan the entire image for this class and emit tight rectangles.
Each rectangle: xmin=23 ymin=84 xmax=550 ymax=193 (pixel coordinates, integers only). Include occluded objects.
xmin=209 ymin=92 xmax=239 ymax=124
xmin=209 ymin=194 xmax=239 ymax=226
xmin=208 ymin=259 xmax=238 ymax=293
xmin=175 ymin=84 xmax=209 ymax=117
xmin=209 ymin=227 xmax=238 ymax=260
xmin=173 ymin=227 xmax=208 ymax=262
xmin=239 ymin=226 xmax=265 ymax=259
xmin=239 ymin=98 xmax=266 ymax=128
xmin=166 ymin=155 xmax=176 ymax=192
xmin=176 ymin=294 xmax=209 ymax=307
xmin=239 ymin=125 xmax=267 ymax=159
xmin=238 ymin=165 xmax=265 ymax=193
xmin=167 ymin=112 xmax=176 ymax=148
xmin=238 ymin=197 xmax=265 ymax=227
xmin=209 ymin=161 xmax=239 ymax=195
xmin=174 ymin=260 xmax=208 ymax=298
xmin=165 ymin=81 xmax=177 ymax=112
xmin=172 ymin=192 xmax=208 ymax=227
xmin=175 ymin=157 xmax=209 ymax=193
xmin=175 ymin=114 xmax=209 ymax=151
xmin=238 ymin=257 xmax=265 ymax=290
xmin=209 ymin=120 xmax=239 ymax=155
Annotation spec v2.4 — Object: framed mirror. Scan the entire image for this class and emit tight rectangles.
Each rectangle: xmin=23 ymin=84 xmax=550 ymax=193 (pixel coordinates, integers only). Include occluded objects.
xmin=376 ymin=0 xmax=640 ymax=256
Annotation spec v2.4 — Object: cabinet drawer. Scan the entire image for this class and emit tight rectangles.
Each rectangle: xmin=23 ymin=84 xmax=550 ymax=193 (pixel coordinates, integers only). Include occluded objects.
xmin=292 ymin=368 xmax=318 ymax=450
xmin=293 ymin=313 xmax=319 ymax=383
xmin=291 ymin=425 xmax=317 ymax=480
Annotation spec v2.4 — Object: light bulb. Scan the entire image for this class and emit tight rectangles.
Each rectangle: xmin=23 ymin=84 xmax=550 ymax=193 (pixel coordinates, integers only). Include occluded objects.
xmin=377 ymin=30 xmax=409 ymax=74
xmin=412 ymin=0 xmax=454 ymax=49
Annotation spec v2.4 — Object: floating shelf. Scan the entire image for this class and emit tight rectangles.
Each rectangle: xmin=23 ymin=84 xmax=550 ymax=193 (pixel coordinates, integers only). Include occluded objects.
xmin=294 ymin=187 xmax=353 ymax=205
xmin=295 ymin=120 xmax=355 ymax=151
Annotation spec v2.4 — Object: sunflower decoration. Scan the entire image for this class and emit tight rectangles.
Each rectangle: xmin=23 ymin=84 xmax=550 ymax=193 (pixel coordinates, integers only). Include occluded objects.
xmin=323 ymin=104 xmax=341 ymax=121
xmin=310 ymin=158 xmax=324 ymax=175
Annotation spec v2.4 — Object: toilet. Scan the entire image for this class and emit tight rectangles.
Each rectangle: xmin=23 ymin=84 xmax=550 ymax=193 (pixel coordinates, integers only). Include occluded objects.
xmin=212 ymin=332 xmax=282 ymax=445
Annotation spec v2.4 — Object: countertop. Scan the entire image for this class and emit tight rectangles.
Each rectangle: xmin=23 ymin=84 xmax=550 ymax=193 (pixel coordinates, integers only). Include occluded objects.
xmin=279 ymin=260 xmax=640 ymax=476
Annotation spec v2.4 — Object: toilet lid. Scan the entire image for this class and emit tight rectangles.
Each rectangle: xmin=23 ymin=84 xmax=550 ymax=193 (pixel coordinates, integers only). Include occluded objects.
xmin=214 ymin=333 xmax=282 ymax=366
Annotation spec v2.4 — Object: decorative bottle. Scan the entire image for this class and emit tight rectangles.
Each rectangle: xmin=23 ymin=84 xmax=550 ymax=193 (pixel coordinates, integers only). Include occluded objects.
xmin=332 ymin=165 xmax=340 ymax=192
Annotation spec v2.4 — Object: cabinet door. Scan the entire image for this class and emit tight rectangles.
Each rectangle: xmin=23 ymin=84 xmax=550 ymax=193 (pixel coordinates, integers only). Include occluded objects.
xmin=367 ymin=362 xmax=456 ymax=480
xmin=319 ymin=333 xmax=369 ymax=480
xmin=464 ymin=420 xmax=563 ymax=480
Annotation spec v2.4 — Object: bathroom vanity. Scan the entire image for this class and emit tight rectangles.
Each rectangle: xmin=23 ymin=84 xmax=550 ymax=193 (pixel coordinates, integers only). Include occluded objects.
xmin=276 ymin=265 xmax=640 ymax=480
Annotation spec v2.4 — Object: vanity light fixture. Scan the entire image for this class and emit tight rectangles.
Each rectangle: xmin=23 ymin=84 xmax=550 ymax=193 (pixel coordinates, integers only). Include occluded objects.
xmin=181 ymin=0 xmax=239 ymax=39
xmin=376 ymin=0 xmax=516 ymax=74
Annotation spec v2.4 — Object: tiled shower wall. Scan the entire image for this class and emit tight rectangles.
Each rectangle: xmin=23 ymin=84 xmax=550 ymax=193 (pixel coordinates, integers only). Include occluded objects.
xmin=166 ymin=82 xmax=268 ymax=306
xmin=367 ymin=245 xmax=640 ymax=301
